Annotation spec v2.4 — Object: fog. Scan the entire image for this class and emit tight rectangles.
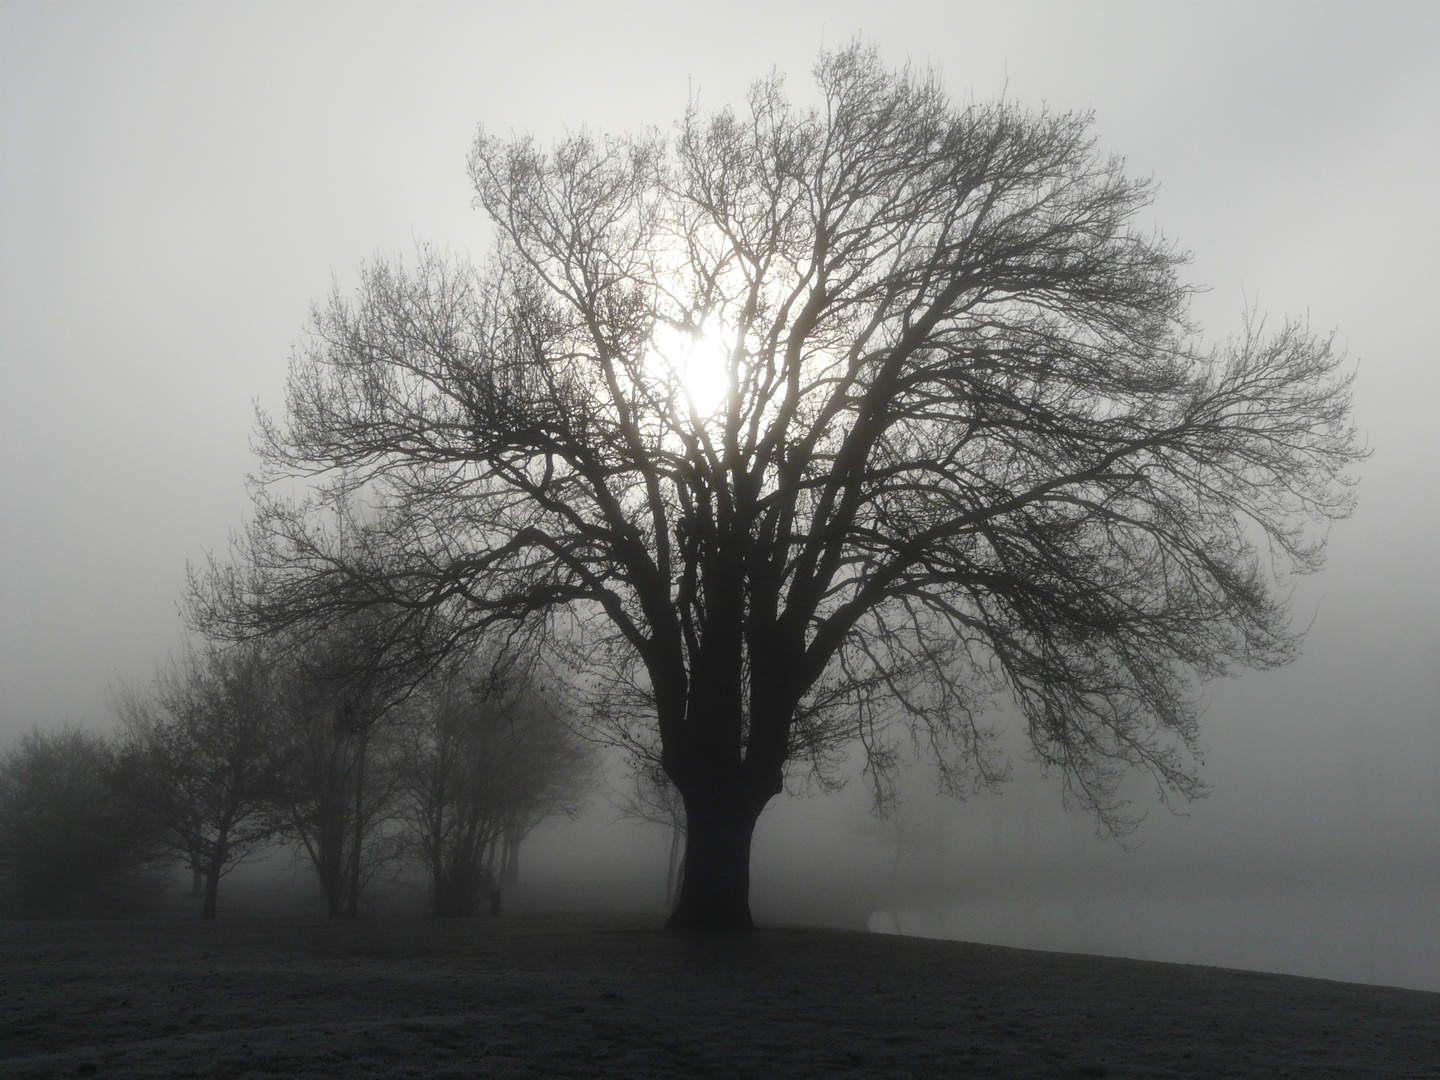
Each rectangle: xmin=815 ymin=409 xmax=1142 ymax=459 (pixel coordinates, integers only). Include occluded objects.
xmin=2 ymin=5 xmax=1436 ymax=990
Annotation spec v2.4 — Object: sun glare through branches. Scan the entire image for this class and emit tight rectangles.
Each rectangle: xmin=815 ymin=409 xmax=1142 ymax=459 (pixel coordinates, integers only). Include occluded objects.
xmin=645 ymin=316 xmax=736 ymax=419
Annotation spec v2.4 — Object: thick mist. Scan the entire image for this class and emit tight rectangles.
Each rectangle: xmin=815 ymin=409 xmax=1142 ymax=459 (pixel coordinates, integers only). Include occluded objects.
xmin=509 ymin=725 xmax=1439 ymax=991
xmin=2 ymin=4 xmax=1436 ymax=991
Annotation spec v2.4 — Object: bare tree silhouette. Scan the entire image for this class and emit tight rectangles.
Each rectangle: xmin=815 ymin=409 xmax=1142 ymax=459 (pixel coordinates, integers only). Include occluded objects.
xmin=112 ymin=643 xmax=281 ymax=919
xmin=197 ymin=45 xmax=1362 ymax=929
xmin=263 ymin=614 xmax=419 ymax=918
xmin=395 ymin=650 xmax=594 ymax=917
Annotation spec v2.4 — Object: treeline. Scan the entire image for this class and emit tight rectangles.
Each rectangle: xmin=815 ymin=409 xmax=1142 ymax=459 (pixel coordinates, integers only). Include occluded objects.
xmin=0 ymin=625 xmax=594 ymax=919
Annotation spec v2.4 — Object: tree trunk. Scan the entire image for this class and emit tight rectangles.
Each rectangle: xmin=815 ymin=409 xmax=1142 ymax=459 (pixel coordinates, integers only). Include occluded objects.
xmin=202 ymin=866 xmax=221 ymax=920
xmin=665 ymin=823 xmax=683 ymax=904
xmin=502 ymin=835 xmax=520 ymax=885
xmin=432 ymin=860 xmax=482 ymax=917
xmin=319 ymin=832 xmax=345 ymax=918
xmin=345 ymin=728 xmax=368 ymax=920
xmin=201 ymin=836 xmax=227 ymax=920
xmin=665 ymin=787 xmax=766 ymax=931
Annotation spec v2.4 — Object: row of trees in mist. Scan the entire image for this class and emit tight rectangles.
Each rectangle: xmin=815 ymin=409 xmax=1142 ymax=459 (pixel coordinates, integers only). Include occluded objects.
xmin=0 ymin=627 xmax=595 ymax=919
xmin=5 ymin=43 xmax=1362 ymax=931
xmin=192 ymin=43 xmax=1359 ymax=931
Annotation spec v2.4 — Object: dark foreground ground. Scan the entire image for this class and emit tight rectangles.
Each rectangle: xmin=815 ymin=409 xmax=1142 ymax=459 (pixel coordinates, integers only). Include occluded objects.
xmin=2 ymin=912 xmax=1437 ymax=1079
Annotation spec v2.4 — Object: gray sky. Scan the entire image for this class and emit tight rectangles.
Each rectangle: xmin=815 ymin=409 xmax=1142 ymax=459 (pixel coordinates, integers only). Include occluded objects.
xmin=3 ymin=2 xmax=1437 ymax=907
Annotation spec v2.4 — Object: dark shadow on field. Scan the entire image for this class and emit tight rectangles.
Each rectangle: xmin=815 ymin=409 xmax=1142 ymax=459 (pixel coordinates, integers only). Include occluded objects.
xmin=3 ymin=911 xmax=1437 ymax=1079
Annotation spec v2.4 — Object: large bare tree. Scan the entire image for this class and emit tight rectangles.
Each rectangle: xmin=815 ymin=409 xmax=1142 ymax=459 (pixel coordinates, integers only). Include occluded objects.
xmin=206 ymin=46 xmax=1361 ymax=928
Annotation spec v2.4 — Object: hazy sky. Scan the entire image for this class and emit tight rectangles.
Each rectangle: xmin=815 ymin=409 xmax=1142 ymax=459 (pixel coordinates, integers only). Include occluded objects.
xmin=2 ymin=2 xmax=1437 ymax=910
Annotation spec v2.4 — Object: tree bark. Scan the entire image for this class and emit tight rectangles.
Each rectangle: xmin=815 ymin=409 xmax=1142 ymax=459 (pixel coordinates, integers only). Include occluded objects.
xmin=665 ymin=823 xmax=682 ymax=904
xmin=202 ymin=866 xmax=220 ymax=920
xmin=345 ymin=728 xmax=368 ymax=920
xmin=665 ymin=786 xmax=767 ymax=931
xmin=201 ymin=836 xmax=227 ymax=920
xmin=502 ymin=835 xmax=520 ymax=885
xmin=318 ymin=829 xmax=345 ymax=917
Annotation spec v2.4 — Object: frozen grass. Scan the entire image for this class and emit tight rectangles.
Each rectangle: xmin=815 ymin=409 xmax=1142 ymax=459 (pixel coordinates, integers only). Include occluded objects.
xmin=1 ymin=911 xmax=1437 ymax=1078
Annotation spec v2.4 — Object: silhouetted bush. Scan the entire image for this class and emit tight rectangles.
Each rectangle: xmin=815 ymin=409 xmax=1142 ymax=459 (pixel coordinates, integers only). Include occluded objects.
xmin=0 ymin=725 xmax=170 ymax=914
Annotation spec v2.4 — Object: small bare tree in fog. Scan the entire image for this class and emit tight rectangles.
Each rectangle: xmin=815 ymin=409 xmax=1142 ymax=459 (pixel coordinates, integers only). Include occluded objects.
xmin=200 ymin=44 xmax=1363 ymax=929
xmin=268 ymin=675 xmax=356 ymax=917
xmin=192 ymin=504 xmax=453 ymax=918
xmin=0 ymin=726 xmax=169 ymax=914
xmin=266 ymin=617 xmax=415 ymax=918
xmin=112 ymin=643 xmax=280 ymax=919
xmin=397 ymin=654 xmax=593 ymax=916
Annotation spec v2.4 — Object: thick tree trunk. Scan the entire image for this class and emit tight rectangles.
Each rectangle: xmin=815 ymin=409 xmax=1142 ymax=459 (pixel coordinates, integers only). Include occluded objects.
xmin=321 ymin=849 xmax=345 ymax=918
xmin=201 ymin=837 xmax=227 ymax=920
xmin=202 ymin=867 xmax=220 ymax=920
xmin=326 ymin=893 xmax=343 ymax=918
xmin=431 ymin=860 xmax=483 ymax=917
xmin=665 ymin=788 xmax=766 ymax=931
xmin=301 ymin=817 xmax=347 ymax=917
xmin=501 ymin=835 xmax=520 ymax=885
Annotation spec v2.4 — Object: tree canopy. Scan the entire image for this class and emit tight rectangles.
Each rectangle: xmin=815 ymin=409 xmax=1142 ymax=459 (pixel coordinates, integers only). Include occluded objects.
xmin=199 ymin=45 xmax=1361 ymax=928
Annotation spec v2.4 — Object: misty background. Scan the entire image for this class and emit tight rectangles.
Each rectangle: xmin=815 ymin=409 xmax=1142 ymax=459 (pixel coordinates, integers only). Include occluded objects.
xmin=2 ymin=3 xmax=1436 ymax=990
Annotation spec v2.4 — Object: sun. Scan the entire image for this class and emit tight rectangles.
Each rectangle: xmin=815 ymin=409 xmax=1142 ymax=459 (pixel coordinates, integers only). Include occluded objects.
xmin=646 ymin=316 xmax=733 ymax=418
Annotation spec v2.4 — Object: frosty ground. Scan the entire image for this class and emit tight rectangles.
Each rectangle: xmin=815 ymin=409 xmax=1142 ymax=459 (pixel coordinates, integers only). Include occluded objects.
xmin=2 ymin=911 xmax=1437 ymax=1079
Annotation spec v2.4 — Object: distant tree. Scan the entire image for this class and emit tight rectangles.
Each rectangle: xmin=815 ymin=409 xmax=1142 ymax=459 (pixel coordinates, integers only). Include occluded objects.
xmin=111 ymin=643 xmax=281 ymax=919
xmin=200 ymin=44 xmax=1363 ymax=928
xmin=192 ymin=503 xmax=460 ymax=918
xmin=269 ymin=674 xmax=357 ymax=918
xmin=266 ymin=621 xmax=411 ymax=919
xmin=396 ymin=653 xmax=594 ymax=916
xmin=0 ymin=726 xmax=169 ymax=914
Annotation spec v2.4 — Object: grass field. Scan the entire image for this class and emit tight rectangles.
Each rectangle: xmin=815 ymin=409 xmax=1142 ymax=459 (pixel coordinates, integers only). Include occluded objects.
xmin=2 ymin=910 xmax=1437 ymax=1079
